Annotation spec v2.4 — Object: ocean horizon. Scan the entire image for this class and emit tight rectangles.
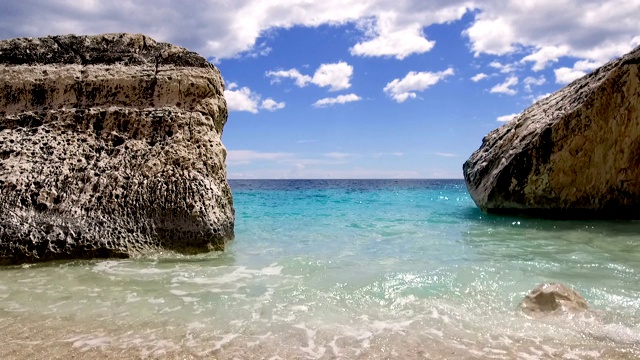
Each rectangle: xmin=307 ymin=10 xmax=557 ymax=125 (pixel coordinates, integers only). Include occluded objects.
xmin=1 ymin=179 xmax=639 ymax=359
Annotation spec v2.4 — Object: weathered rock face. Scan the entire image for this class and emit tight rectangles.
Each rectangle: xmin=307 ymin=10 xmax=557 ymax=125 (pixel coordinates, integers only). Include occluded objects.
xmin=519 ymin=283 xmax=589 ymax=316
xmin=0 ymin=33 xmax=234 ymax=264
xmin=464 ymin=46 xmax=640 ymax=217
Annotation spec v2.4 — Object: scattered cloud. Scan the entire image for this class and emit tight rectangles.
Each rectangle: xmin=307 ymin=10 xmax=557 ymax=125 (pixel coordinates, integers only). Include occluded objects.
xmin=350 ymin=23 xmax=435 ymax=59
xmin=471 ymin=73 xmax=489 ymax=82
xmin=1 ymin=0 xmax=637 ymax=70
xmin=227 ymin=150 xmax=294 ymax=165
xmin=464 ymin=15 xmax=515 ymax=56
xmin=497 ymin=113 xmax=519 ymax=122
xmin=261 ymin=98 xmax=286 ymax=111
xmin=227 ymin=149 xmax=461 ymax=179
xmin=265 ymin=69 xmax=312 ymax=87
xmin=228 ymin=167 xmax=422 ymax=180
xmin=372 ymin=152 xmax=405 ymax=159
xmin=311 ymin=62 xmax=353 ymax=91
xmin=237 ymin=41 xmax=272 ymax=59
xmin=533 ymin=92 xmax=552 ymax=103
xmin=313 ymin=93 xmax=362 ymax=108
xmin=224 ymin=84 xmax=260 ymax=113
xmin=224 ymin=83 xmax=285 ymax=113
xmin=490 ymin=76 xmax=518 ymax=95
xmin=435 ymin=152 xmax=457 ymax=157
xmin=489 ymin=61 xmax=517 ymax=73
xmin=521 ymin=45 xmax=569 ymax=71
xmin=465 ymin=0 xmax=640 ymax=64
xmin=324 ymin=152 xmax=352 ymax=160
xmin=384 ymin=68 xmax=455 ymax=103
xmin=523 ymin=76 xmax=546 ymax=92
xmin=348 ymin=5 xmax=472 ymax=60
xmin=267 ymin=62 xmax=353 ymax=91
xmin=553 ymin=68 xmax=585 ymax=84
xmin=553 ymin=59 xmax=602 ymax=84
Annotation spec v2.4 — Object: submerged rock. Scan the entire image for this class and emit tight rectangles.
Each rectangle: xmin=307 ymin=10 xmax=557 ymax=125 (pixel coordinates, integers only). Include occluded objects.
xmin=0 ymin=33 xmax=234 ymax=264
xmin=463 ymin=46 xmax=640 ymax=217
xmin=519 ymin=283 xmax=589 ymax=316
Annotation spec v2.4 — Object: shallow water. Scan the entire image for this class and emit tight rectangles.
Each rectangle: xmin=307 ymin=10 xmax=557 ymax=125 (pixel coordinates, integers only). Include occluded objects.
xmin=1 ymin=179 xmax=640 ymax=359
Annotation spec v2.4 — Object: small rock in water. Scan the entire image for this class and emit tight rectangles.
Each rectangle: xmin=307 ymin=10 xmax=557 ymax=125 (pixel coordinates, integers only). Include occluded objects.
xmin=519 ymin=283 xmax=589 ymax=316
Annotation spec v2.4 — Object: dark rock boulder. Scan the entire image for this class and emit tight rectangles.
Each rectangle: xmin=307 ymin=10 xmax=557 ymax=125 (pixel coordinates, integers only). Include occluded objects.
xmin=0 ymin=33 xmax=234 ymax=265
xmin=464 ymin=46 xmax=640 ymax=217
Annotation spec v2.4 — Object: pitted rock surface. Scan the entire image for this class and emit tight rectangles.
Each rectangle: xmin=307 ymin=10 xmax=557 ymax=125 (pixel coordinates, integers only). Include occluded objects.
xmin=519 ymin=283 xmax=589 ymax=316
xmin=0 ymin=33 xmax=234 ymax=264
xmin=463 ymin=46 xmax=640 ymax=217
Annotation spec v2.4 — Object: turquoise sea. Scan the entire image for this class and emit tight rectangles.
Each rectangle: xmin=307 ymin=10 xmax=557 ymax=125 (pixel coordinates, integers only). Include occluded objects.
xmin=1 ymin=179 xmax=640 ymax=359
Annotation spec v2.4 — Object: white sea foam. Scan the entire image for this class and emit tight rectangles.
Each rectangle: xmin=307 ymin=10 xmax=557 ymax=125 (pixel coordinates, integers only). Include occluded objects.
xmin=294 ymin=323 xmax=326 ymax=359
xmin=180 ymin=296 xmax=199 ymax=303
xmin=589 ymin=322 xmax=640 ymax=343
xmin=170 ymin=289 xmax=188 ymax=296
xmin=47 ymin=300 xmax=67 ymax=308
xmin=67 ymin=335 xmax=112 ymax=351
xmin=206 ymin=333 xmax=240 ymax=352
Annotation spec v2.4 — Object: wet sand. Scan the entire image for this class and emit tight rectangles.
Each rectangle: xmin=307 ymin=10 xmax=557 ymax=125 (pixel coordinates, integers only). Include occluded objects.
xmin=2 ymin=313 xmax=638 ymax=359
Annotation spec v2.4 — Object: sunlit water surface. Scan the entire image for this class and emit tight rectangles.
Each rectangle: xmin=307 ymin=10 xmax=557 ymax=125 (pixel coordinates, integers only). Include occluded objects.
xmin=1 ymin=179 xmax=640 ymax=359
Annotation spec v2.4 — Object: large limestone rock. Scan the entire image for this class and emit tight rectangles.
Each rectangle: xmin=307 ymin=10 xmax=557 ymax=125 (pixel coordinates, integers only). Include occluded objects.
xmin=464 ymin=46 xmax=640 ymax=217
xmin=0 ymin=33 xmax=234 ymax=264
xmin=519 ymin=283 xmax=589 ymax=317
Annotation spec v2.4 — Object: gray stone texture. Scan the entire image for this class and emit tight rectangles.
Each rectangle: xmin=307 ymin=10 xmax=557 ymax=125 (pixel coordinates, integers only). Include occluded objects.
xmin=464 ymin=46 xmax=640 ymax=217
xmin=0 ymin=33 xmax=234 ymax=264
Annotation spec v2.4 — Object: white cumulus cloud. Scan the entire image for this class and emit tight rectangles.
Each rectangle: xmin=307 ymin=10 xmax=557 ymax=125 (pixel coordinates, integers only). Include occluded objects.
xmin=224 ymin=84 xmax=260 ymax=113
xmin=532 ymin=92 xmax=552 ymax=103
xmin=261 ymin=98 xmax=286 ymax=111
xmin=348 ymin=5 xmax=472 ymax=59
xmin=521 ymin=45 xmax=570 ymax=71
xmin=313 ymin=93 xmax=362 ymax=108
xmin=265 ymin=69 xmax=312 ymax=87
xmin=554 ymin=58 xmax=603 ymax=84
xmin=0 ymin=1 xmax=475 ymax=61
xmin=489 ymin=61 xmax=517 ymax=74
xmin=311 ymin=62 xmax=353 ymax=91
xmin=497 ymin=113 xmax=519 ymax=122
xmin=554 ymin=68 xmax=586 ymax=84
xmin=490 ymin=76 xmax=519 ymax=95
xmin=224 ymin=82 xmax=285 ymax=113
xmin=350 ymin=23 xmax=434 ymax=59
xmin=267 ymin=62 xmax=354 ymax=91
xmin=523 ymin=76 xmax=546 ymax=92
xmin=465 ymin=0 xmax=640 ymax=65
xmin=0 ymin=0 xmax=637 ymax=86
xmin=384 ymin=68 xmax=455 ymax=103
xmin=471 ymin=73 xmax=489 ymax=82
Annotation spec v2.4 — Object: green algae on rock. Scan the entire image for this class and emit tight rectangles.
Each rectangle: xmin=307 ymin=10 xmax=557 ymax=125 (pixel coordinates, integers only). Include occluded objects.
xmin=0 ymin=33 xmax=234 ymax=264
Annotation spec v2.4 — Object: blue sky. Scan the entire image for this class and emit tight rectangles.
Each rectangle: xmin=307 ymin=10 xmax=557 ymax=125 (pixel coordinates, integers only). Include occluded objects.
xmin=1 ymin=1 xmax=639 ymax=178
